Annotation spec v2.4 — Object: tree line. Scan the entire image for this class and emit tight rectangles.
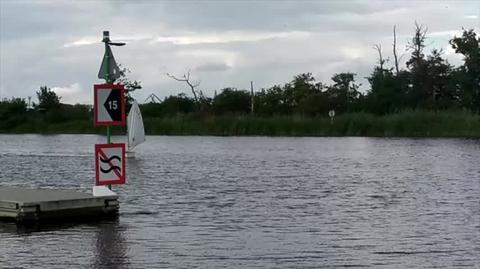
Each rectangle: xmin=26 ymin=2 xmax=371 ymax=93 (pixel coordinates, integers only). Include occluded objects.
xmin=146 ymin=25 xmax=480 ymax=117
xmin=0 ymin=24 xmax=478 ymax=132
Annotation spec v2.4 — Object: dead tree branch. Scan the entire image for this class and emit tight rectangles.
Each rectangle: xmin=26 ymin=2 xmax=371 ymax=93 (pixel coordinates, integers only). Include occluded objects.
xmin=373 ymin=44 xmax=385 ymax=73
xmin=393 ymin=25 xmax=400 ymax=76
xmin=166 ymin=70 xmax=200 ymax=103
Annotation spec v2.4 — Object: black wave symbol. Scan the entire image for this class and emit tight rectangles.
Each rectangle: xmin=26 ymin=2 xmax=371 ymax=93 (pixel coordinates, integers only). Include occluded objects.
xmin=100 ymin=155 xmax=121 ymax=163
xmin=100 ymin=166 xmax=121 ymax=173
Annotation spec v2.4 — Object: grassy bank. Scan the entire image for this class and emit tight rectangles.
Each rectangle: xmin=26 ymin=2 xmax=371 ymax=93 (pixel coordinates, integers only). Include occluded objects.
xmin=2 ymin=110 xmax=480 ymax=137
xmin=144 ymin=110 xmax=480 ymax=137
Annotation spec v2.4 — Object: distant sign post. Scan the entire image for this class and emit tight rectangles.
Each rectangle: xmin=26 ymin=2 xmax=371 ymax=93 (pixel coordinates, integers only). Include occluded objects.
xmin=94 ymin=84 xmax=126 ymax=126
xmin=95 ymin=143 xmax=126 ymax=186
xmin=329 ymin=109 xmax=335 ymax=125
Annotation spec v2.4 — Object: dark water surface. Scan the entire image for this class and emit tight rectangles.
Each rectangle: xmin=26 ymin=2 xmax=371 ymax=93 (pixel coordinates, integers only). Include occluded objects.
xmin=0 ymin=135 xmax=479 ymax=268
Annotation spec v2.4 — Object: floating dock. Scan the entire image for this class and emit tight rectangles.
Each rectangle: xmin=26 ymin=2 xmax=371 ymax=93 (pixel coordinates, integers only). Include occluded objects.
xmin=0 ymin=186 xmax=118 ymax=223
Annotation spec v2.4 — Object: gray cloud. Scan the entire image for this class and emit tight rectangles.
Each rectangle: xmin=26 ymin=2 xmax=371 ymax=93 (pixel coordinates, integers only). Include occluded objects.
xmin=195 ymin=62 xmax=231 ymax=72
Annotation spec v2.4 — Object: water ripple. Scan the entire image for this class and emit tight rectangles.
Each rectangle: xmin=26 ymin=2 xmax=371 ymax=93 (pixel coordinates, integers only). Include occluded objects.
xmin=0 ymin=135 xmax=479 ymax=268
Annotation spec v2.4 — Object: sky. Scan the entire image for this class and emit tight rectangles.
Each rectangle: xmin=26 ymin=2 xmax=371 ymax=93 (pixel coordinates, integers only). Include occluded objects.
xmin=0 ymin=0 xmax=479 ymax=105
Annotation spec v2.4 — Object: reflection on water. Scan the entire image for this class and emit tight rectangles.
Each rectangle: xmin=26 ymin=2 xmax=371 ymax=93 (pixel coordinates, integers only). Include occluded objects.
xmin=0 ymin=219 xmax=129 ymax=268
xmin=92 ymin=220 xmax=129 ymax=269
xmin=0 ymin=135 xmax=479 ymax=268
xmin=0 ymin=218 xmax=129 ymax=269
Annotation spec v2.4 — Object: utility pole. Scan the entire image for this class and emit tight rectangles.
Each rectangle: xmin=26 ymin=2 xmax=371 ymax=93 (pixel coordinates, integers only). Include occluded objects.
xmin=250 ymin=81 xmax=254 ymax=114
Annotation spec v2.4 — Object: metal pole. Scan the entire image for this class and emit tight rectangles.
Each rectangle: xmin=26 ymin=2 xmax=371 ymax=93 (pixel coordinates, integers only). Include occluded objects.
xmin=100 ymin=30 xmax=125 ymax=189
xmin=107 ymin=126 xmax=111 ymax=143
xmin=104 ymin=36 xmax=112 ymax=144
xmin=104 ymin=32 xmax=112 ymax=189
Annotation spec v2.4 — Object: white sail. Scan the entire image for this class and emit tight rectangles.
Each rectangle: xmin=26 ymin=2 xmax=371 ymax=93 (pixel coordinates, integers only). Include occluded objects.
xmin=127 ymin=100 xmax=145 ymax=150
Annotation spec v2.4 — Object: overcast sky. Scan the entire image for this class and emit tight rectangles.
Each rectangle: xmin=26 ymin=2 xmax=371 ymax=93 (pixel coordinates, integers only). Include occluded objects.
xmin=1 ymin=0 xmax=479 ymax=104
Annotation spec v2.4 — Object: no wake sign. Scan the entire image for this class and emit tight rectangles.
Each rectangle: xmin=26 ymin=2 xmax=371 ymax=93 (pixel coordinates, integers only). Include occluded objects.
xmin=95 ymin=143 xmax=126 ymax=186
xmin=94 ymin=84 xmax=126 ymax=126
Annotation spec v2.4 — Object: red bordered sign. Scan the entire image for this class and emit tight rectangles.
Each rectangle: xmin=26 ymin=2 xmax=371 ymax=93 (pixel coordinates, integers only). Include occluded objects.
xmin=95 ymin=143 xmax=126 ymax=186
xmin=94 ymin=84 xmax=126 ymax=126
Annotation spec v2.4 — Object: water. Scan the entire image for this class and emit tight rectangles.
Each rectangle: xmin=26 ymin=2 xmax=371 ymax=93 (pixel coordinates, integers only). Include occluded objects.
xmin=0 ymin=135 xmax=479 ymax=268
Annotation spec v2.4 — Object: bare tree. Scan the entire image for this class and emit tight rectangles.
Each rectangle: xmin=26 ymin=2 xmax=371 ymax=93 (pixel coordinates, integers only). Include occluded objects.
xmin=373 ymin=44 xmax=385 ymax=73
xmin=393 ymin=25 xmax=400 ymax=76
xmin=406 ymin=21 xmax=428 ymax=69
xmin=166 ymin=70 xmax=200 ymax=103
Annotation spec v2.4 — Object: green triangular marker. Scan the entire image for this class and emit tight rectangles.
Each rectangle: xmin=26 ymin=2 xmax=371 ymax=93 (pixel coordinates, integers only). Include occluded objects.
xmin=98 ymin=45 xmax=121 ymax=81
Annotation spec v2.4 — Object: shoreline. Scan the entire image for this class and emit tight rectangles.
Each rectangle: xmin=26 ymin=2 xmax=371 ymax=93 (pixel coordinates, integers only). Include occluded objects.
xmin=1 ymin=133 xmax=479 ymax=139
xmin=2 ymin=111 xmax=479 ymax=138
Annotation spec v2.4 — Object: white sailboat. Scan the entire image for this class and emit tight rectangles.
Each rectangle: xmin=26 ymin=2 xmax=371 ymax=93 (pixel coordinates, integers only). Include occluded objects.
xmin=126 ymin=100 xmax=145 ymax=157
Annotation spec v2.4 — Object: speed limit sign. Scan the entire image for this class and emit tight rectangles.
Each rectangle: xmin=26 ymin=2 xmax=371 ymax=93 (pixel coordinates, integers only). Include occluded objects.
xmin=94 ymin=84 xmax=126 ymax=126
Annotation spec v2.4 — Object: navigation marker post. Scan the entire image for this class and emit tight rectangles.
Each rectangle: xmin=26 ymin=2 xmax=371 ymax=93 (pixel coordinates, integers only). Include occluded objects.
xmin=329 ymin=109 xmax=335 ymax=125
xmin=99 ymin=31 xmax=125 ymax=145
xmin=95 ymin=31 xmax=127 ymax=189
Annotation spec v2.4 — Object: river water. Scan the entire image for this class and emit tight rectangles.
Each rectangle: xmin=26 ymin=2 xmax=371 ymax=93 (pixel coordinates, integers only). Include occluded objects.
xmin=0 ymin=135 xmax=479 ymax=268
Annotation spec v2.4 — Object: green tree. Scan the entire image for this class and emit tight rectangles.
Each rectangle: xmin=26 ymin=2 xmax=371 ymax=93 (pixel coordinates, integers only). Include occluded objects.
xmin=284 ymin=73 xmax=321 ymax=111
xmin=326 ymin=73 xmax=361 ymax=113
xmin=366 ymin=67 xmax=404 ymax=114
xmin=36 ymin=86 xmax=60 ymax=111
xmin=117 ymin=65 xmax=142 ymax=107
xmin=213 ymin=88 xmax=251 ymax=115
xmin=0 ymin=97 xmax=27 ymax=117
xmin=403 ymin=23 xmax=459 ymax=110
xmin=424 ymin=49 xmax=455 ymax=109
xmin=450 ymin=29 xmax=480 ymax=112
xmin=254 ymin=85 xmax=288 ymax=115
xmin=0 ymin=98 xmax=28 ymax=130
xmin=297 ymin=92 xmax=329 ymax=116
xmin=160 ymin=93 xmax=195 ymax=116
xmin=405 ymin=22 xmax=429 ymax=109
xmin=60 ymin=104 xmax=91 ymax=121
